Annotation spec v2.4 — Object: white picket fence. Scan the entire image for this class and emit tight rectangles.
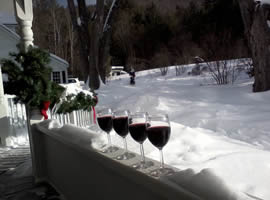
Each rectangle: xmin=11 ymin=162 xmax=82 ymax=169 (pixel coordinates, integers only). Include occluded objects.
xmin=6 ymin=95 xmax=94 ymax=129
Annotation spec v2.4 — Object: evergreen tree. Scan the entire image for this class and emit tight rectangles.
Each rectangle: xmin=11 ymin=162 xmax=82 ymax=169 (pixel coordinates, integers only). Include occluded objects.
xmin=1 ymin=46 xmax=64 ymax=108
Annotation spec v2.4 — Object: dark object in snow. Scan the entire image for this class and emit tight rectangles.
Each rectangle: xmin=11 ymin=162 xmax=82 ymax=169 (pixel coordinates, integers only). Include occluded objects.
xmin=129 ymin=68 xmax=136 ymax=85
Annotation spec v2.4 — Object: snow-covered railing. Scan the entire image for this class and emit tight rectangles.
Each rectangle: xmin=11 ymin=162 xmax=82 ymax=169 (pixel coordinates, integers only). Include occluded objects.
xmin=6 ymin=95 xmax=27 ymax=127
xmin=31 ymin=121 xmax=202 ymax=200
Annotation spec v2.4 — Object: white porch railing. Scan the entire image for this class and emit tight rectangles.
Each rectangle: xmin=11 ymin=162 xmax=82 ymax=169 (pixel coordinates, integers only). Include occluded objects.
xmin=49 ymin=109 xmax=94 ymax=128
xmin=1 ymin=95 xmax=29 ymax=146
xmin=3 ymin=95 xmax=94 ymax=146
xmin=6 ymin=95 xmax=27 ymax=127
xmin=6 ymin=94 xmax=94 ymax=129
xmin=31 ymin=121 xmax=202 ymax=200
xmin=6 ymin=95 xmax=94 ymax=128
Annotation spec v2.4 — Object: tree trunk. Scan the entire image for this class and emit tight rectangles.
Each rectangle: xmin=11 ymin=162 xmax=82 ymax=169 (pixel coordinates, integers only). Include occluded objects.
xmin=67 ymin=0 xmax=90 ymax=82
xmin=67 ymin=0 xmax=118 ymax=90
xmin=238 ymin=0 xmax=270 ymax=92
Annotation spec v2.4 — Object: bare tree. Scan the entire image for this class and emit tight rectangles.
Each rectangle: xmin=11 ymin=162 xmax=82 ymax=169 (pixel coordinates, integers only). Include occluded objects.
xmin=152 ymin=48 xmax=170 ymax=76
xmin=67 ymin=0 xmax=118 ymax=90
xmin=113 ymin=10 xmax=133 ymax=66
xmin=174 ymin=52 xmax=187 ymax=76
xmin=237 ymin=0 xmax=270 ymax=92
xmin=64 ymin=9 xmax=75 ymax=74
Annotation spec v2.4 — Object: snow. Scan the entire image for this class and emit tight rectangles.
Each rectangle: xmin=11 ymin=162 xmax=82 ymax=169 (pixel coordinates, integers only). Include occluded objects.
xmin=77 ymin=17 xmax=81 ymax=26
xmin=2 ymin=63 xmax=269 ymax=199
xmin=161 ymin=168 xmax=245 ymax=200
xmin=39 ymin=120 xmax=106 ymax=150
xmin=59 ymin=83 xmax=93 ymax=97
xmin=257 ymin=0 xmax=270 ymax=5
xmin=96 ymin=66 xmax=270 ymax=200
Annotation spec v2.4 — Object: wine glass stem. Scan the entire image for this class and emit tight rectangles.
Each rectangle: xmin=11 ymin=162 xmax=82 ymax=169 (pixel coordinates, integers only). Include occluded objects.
xmin=107 ymin=133 xmax=112 ymax=147
xmin=159 ymin=149 xmax=164 ymax=169
xmin=123 ymin=137 xmax=128 ymax=153
xmin=140 ymin=143 xmax=145 ymax=163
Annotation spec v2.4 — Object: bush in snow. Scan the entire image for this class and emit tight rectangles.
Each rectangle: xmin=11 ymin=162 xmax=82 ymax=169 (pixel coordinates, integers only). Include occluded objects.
xmin=175 ymin=65 xmax=186 ymax=76
xmin=206 ymin=59 xmax=245 ymax=85
xmin=152 ymin=49 xmax=170 ymax=76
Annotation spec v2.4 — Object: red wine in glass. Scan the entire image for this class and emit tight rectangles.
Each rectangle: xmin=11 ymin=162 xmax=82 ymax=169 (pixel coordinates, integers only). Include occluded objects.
xmin=113 ymin=110 xmax=134 ymax=160
xmin=129 ymin=123 xmax=149 ymax=144
xmin=112 ymin=116 xmax=129 ymax=137
xmin=128 ymin=112 xmax=153 ymax=169
xmin=146 ymin=114 xmax=174 ymax=177
xmin=147 ymin=126 xmax=170 ymax=149
xmin=96 ymin=108 xmax=118 ymax=153
xmin=97 ymin=115 xmax=113 ymax=133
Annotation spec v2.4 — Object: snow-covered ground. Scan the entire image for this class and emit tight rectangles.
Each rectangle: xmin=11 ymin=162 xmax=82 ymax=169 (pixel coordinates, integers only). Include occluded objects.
xmin=97 ymin=67 xmax=270 ymax=200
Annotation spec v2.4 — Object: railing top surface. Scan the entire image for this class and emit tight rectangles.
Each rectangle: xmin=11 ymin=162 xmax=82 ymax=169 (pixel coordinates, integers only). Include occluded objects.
xmin=35 ymin=120 xmax=202 ymax=200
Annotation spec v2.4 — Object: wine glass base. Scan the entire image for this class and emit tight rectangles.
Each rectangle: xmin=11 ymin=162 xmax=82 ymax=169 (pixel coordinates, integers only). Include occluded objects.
xmin=149 ymin=168 xmax=175 ymax=178
xmin=132 ymin=161 xmax=154 ymax=170
xmin=115 ymin=152 xmax=136 ymax=160
xmin=100 ymin=146 xmax=119 ymax=153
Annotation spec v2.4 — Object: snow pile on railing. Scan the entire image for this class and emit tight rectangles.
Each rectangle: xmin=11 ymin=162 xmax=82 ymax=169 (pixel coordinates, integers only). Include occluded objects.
xmin=39 ymin=120 xmax=106 ymax=150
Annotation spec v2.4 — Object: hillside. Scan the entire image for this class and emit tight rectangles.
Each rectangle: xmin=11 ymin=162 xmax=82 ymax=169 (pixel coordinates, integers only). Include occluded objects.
xmin=97 ymin=66 xmax=270 ymax=200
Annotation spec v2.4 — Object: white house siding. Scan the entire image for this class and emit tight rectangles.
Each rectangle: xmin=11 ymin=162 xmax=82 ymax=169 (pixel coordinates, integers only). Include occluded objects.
xmin=0 ymin=25 xmax=18 ymax=59
xmin=50 ymin=54 xmax=69 ymax=84
xmin=0 ymin=1 xmax=17 ymax=33
xmin=0 ymin=23 xmax=69 ymax=84
xmin=0 ymin=0 xmax=15 ymax=15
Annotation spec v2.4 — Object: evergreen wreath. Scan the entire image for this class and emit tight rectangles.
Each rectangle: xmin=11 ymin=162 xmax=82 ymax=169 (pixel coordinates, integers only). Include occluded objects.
xmin=1 ymin=46 xmax=64 ymax=108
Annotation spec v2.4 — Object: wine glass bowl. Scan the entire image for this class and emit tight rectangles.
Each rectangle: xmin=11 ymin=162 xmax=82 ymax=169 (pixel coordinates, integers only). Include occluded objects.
xmin=97 ymin=108 xmax=118 ymax=153
xmin=146 ymin=121 xmax=170 ymax=149
xmin=113 ymin=110 xmax=135 ymax=160
xmin=128 ymin=113 xmax=148 ymax=143
xmin=128 ymin=112 xmax=153 ymax=169
xmin=146 ymin=114 xmax=174 ymax=177
xmin=97 ymin=114 xmax=113 ymax=133
xmin=112 ymin=111 xmax=129 ymax=138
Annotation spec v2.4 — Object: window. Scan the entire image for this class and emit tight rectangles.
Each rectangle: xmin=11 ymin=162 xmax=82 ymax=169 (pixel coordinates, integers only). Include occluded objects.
xmin=52 ymin=72 xmax=61 ymax=83
xmin=62 ymin=71 xmax=66 ymax=83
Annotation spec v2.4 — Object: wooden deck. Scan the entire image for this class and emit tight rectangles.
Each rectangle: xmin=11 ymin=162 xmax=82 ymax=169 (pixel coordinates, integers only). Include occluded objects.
xmin=0 ymin=146 xmax=61 ymax=200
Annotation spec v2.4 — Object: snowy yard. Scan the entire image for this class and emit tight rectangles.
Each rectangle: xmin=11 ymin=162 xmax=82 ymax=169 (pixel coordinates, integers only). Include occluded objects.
xmin=97 ymin=66 xmax=270 ymax=200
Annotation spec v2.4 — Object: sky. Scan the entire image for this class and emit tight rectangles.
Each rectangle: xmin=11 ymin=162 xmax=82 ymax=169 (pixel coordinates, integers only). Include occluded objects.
xmin=57 ymin=0 xmax=96 ymax=7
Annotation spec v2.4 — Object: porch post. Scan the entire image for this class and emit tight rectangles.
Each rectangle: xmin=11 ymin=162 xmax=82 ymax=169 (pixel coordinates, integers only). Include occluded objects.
xmin=13 ymin=0 xmax=44 ymax=180
xmin=0 ymin=64 xmax=9 ymax=145
xmin=13 ymin=0 xmax=34 ymax=52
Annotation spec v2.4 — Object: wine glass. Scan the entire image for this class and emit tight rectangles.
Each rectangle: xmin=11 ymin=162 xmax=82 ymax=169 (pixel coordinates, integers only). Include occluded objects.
xmin=129 ymin=112 xmax=154 ymax=169
xmin=146 ymin=114 xmax=174 ymax=177
xmin=97 ymin=108 xmax=118 ymax=153
xmin=113 ymin=110 xmax=135 ymax=160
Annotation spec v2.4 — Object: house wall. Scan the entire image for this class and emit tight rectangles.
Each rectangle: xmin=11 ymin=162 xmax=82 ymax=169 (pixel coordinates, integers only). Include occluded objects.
xmin=0 ymin=0 xmax=15 ymax=14
xmin=0 ymin=27 xmax=18 ymax=59
xmin=0 ymin=24 xmax=69 ymax=84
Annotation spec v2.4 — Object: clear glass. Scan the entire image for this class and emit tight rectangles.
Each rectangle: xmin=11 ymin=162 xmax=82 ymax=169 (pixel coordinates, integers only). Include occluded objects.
xmin=96 ymin=108 xmax=118 ymax=153
xmin=146 ymin=114 xmax=175 ymax=177
xmin=113 ymin=110 xmax=135 ymax=160
xmin=128 ymin=112 xmax=153 ymax=169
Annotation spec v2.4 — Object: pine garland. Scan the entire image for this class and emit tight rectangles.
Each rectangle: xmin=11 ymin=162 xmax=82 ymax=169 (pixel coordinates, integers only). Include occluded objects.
xmin=1 ymin=46 xmax=64 ymax=108
xmin=56 ymin=92 xmax=97 ymax=114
